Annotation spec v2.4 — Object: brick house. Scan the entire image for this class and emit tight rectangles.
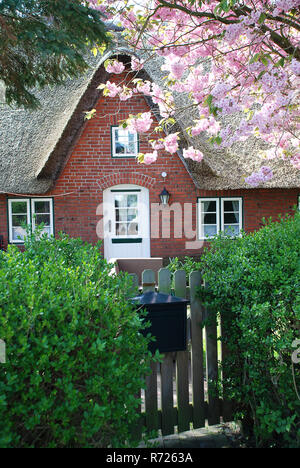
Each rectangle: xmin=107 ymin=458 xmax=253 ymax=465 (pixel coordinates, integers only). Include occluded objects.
xmin=0 ymin=49 xmax=299 ymax=261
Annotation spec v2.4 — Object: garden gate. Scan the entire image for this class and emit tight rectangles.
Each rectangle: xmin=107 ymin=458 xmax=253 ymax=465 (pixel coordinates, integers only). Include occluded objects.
xmin=130 ymin=268 xmax=233 ymax=437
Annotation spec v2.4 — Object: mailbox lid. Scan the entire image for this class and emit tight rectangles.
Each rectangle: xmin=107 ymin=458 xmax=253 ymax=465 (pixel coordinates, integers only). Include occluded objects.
xmin=130 ymin=291 xmax=189 ymax=306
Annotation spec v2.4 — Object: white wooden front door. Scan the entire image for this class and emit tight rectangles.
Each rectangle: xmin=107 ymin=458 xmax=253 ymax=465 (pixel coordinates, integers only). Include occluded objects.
xmin=103 ymin=184 xmax=150 ymax=260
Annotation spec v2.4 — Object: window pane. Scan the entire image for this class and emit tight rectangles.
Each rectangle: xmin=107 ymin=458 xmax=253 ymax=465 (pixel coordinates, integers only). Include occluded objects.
xmin=40 ymin=227 xmax=51 ymax=236
xmin=224 ymin=200 xmax=240 ymax=212
xmin=202 ymin=213 xmax=217 ymax=224
xmin=127 ymin=209 xmax=138 ymax=222
xmin=204 ymin=225 xmax=217 ymax=237
xmin=12 ymin=214 xmax=28 ymax=226
xmin=115 ymin=209 xmax=127 ymax=222
xmin=114 ymin=195 xmax=127 ymax=208
xmin=202 ymin=201 xmax=216 ymax=212
xmin=114 ymin=128 xmax=137 ymax=155
xmin=224 ymin=212 xmax=239 ymax=224
xmin=127 ymin=133 xmax=136 ymax=153
xmin=11 ymin=201 xmax=27 ymax=214
xmin=116 ymin=208 xmax=138 ymax=223
xmin=115 ymin=130 xmax=125 ymax=154
xmin=34 ymin=201 xmax=50 ymax=213
xmin=128 ymin=222 xmax=138 ymax=235
xmin=116 ymin=223 xmax=128 ymax=236
xmin=12 ymin=226 xmax=27 ymax=241
xmin=127 ymin=195 xmax=138 ymax=207
xmin=223 ymin=225 xmax=240 ymax=236
xmin=35 ymin=214 xmax=50 ymax=226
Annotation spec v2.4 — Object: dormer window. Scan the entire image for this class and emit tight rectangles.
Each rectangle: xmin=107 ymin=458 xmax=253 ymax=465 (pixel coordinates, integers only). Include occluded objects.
xmin=111 ymin=126 xmax=138 ymax=158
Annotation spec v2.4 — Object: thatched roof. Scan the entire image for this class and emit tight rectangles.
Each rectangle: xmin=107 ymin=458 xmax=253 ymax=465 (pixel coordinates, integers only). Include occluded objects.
xmin=0 ymin=41 xmax=299 ymax=194
xmin=0 ymin=54 xmax=110 ymax=194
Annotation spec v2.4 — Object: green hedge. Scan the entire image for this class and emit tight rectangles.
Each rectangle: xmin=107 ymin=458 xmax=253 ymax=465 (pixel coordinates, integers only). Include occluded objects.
xmin=0 ymin=232 xmax=153 ymax=448
xmin=198 ymin=213 xmax=300 ymax=447
xmin=168 ymin=213 xmax=300 ymax=447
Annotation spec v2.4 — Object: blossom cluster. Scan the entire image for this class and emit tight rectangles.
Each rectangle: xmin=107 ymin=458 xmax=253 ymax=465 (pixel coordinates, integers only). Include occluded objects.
xmin=91 ymin=0 xmax=300 ymax=185
xmin=245 ymin=166 xmax=274 ymax=187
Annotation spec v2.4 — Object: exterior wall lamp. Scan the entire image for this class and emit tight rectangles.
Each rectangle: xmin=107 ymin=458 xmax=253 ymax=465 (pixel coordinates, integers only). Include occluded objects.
xmin=159 ymin=187 xmax=170 ymax=206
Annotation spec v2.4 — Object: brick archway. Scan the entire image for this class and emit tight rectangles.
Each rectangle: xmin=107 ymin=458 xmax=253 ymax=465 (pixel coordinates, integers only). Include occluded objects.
xmin=96 ymin=172 xmax=157 ymax=191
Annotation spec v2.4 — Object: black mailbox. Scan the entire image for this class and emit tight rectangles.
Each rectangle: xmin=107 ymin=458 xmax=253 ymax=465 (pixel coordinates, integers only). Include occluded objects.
xmin=130 ymin=291 xmax=189 ymax=353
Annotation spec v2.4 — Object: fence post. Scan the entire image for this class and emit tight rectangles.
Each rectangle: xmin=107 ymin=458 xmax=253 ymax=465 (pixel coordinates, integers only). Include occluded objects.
xmin=142 ymin=269 xmax=159 ymax=433
xmin=161 ymin=353 xmax=175 ymax=436
xmin=174 ymin=270 xmax=190 ymax=433
xmin=128 ymin=273 xmax=139 ymax=296
xmin=142 ymin=269 xmax=156 ymax=292
xmin=204 ymin=282 xmax=220 ymax=425
xmin=158 ymin=268 xmax=175 ymax=435
xmin=145 ymin=362 xmax=159 ymax=433
xmin=220 ymin=314 xmax=233 ymax=422
xmin=190 ymin=271 xmax=205 ymax=428
xmin=158 ymin=268 xmax=171 ymax=294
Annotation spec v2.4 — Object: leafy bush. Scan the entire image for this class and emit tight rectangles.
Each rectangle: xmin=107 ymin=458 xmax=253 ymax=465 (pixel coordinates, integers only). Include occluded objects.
xmin=198 ymin=213 xmax=300 ymax=447
xmin=167 ymin=256 xmax=200 ymax=279
xmin=0 ymin=232 xmax=153 ymax=448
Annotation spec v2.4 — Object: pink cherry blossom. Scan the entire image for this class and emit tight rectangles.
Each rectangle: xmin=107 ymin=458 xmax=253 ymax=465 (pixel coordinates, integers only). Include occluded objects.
xmin=191 ymin=120 xmax=209 ymax=136
xmin=169 ymin=62 xmax=185 ymax=80
xmin=273 ymin=0 xmax=300 ymax=15
xmin=291 ymin=154 xmax=300 ymax=169
xmin=105 ymin=60 xmax=125 ymax=74
xmin=225 ymin=23 xmax=244 ymax=42
xmin=143 ymin=151 xmax=158 ymax=164
xmin=164 ymin=133 xmax=179 ymax=154
xmin=131 ymin=57 xmax=144 ymax=71
xmin=244 ymin=172 xmax=264 ymax=187
xmin=211 ymin=83 xmax=231 ymax=100
xmin=128 ymin=112 xmax=153 ymax=133
xmin=150 ymin=140 xmax=165 ymax=150
xmin=90 ymin=0 xmax=300 ymax=176
xmin=136 ymin=80 xmax=152 ymax=95
xmin=119 ymin=87 xmax=133 ymax=101
xmin=183 ymin=147 xmax=204 ymax=162
xmin=121 ymin=10 xmax=137 ymax=28
xmin=260 ymin=166 xmax=274 ymax=181
xmin=103 ymin=81 xmax=122 ymax=98
xmin=245 ymin=166 xmax=274 ymax=186
xmin=291 ymin=59 xmax=300 ymax=76
xmin=151 ymin=83 xmax=165 ymax=105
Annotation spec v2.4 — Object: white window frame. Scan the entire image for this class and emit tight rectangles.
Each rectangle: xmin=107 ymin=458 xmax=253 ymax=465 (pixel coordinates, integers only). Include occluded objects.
xmin=197 ymin=197 xmax=243 ymax=240
xmin=31 ymin=198 xmax=54 ymax=237
xmin=198 ymin=198 xmax=220 ymax=240
xmin=111 ymin=126 xmax=138 ymax=158
xmin=8 ymin=198 xmax=54 ymax=244
xmin=8 ymin=199 xmax=30 ymax=244
xmin=221 ymin=197 xmax=243 ymax=237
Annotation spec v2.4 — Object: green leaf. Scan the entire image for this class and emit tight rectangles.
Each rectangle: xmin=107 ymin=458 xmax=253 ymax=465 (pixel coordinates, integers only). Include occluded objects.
xmin=249 ymin=53 xmax=260 ymax=64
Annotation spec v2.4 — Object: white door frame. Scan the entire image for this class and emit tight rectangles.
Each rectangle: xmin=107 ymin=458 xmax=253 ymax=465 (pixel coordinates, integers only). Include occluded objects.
xmin=103 ymin=184 xmax=151 ymax=260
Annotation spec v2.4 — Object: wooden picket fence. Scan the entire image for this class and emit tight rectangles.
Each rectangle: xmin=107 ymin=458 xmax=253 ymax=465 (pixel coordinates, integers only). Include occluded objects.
xmin=130 ymin=268 xmax=233 ymax=437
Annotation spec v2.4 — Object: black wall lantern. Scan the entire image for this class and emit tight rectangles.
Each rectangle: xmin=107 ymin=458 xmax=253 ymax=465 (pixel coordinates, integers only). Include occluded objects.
xmin=159 ymin=187 xmax=170 ymax=206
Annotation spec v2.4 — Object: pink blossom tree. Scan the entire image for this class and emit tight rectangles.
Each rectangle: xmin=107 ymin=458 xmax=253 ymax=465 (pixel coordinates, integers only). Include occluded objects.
xmin=90 ymin=0 xmax=300 ymax=185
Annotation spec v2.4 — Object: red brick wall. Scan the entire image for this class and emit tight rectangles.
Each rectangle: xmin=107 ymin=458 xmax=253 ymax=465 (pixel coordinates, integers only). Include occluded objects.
xmin=0 ymin=71 xmax=298 ymax=258
xmin=197 ymin=187 xmax=298 ymax=232
xmin=44 ymin=70 xmax=199 ymax=258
